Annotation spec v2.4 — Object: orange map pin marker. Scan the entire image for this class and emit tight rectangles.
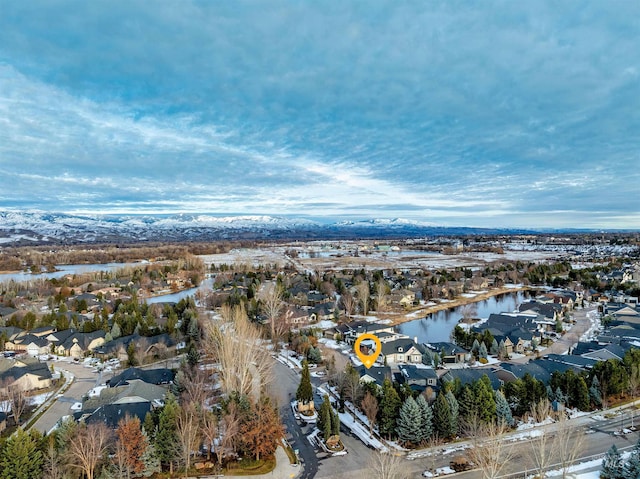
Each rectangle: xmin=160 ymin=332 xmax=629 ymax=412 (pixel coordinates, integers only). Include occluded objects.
xmin=354 ymin=333 xmax=382 ymax=368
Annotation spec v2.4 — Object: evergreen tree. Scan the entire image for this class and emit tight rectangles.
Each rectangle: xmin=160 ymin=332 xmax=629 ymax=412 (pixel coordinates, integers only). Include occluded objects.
xmin=307 ymin=346 xmax=322 ymax=363
xmin=554 ymin=386 xmax=566 ymax=405
xmin=601 ymin=444 xmax=623 ymax=479
xmin=140 ymin=435 xmax=161 ymax=478
xmin=143 ymin=412 xmax=157 ymax=440
xmin=445 ymin=390 xmax=459 ymax=435
xmin=415 ymin=394 xmax=433 ymax=442
xmin=396 ymin=397 xmax=423 ymax=445
xmin=127 ymin=341 xmax=138 ymax=366
xmin=490 ymin=338 xmax=499 ymax=356
xmin=0 ymin=428 xmax=43 ymax=479
xmin=433 ymin=392 xmax=453 ymax=439
xmin=379 ymin=379 xmax=401 ymax=439
xmin=154 ymin=394 xmax=180 ymax=473
xmin=546 ymin=385 xmax=555 ymax=401
xmin=590 ymin=376 xmax=603 ymax=407
xmin=423 ymin=349 xmax=433 ymax=367
xmin=478 ymin=342 xmax=488 ymax=360
xmin=318 ymin=394 xmax=332 ymax=430
xmin=296 ymin=361 xmax=313 ymax=404
xmin=498 ymin=339 xmax=507 ymax=359
xmin=323 ymin=406 xmax=332 ymax=442
xmin=494 ymin=390 xmax=514 ymax=427
xmin=474 ymin=375 xmax=496 ymax=423
xmin=111 ymin=321 xmax=121 ymax=339
xmin=573 ymin=376 xmax=590 ymax=411
xmin=471 ymin=338 xmax=480 ymax=357
xmin=623 ymin=438 xmax=640 ymax=479
xmin=458 ymin=384 xmax=477 ymax=425
xmin=331 ymin=410 xmax=340 ymax=437
xmin=187 ymin=317 xmax=200 ymax=341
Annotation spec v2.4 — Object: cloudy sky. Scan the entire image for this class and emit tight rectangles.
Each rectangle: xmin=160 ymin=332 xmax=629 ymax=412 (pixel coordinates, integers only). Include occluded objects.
xmin=0 ymin=1 xmax=638 ymax=228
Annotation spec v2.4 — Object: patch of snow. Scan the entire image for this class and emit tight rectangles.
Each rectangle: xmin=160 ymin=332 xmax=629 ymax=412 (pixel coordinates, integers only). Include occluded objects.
xmin=317 ymin=338 xmax=341 ymax=349
xmin=338 ymin=410 xmax=388 ymax=452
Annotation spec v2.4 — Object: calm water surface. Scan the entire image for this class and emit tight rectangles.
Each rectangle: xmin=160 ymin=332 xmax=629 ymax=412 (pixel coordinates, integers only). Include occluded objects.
xmin=397 ymin=290 xmax=532 ymax=344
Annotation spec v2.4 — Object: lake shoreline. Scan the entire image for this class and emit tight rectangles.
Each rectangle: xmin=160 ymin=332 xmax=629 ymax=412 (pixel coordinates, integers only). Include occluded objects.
xmin=383 ymin=285 xmax=531 ymax=328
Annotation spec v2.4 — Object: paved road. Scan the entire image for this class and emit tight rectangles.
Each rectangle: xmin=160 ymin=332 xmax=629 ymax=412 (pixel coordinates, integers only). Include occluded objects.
xmin=271 ymin=360 xmax=319 ymax=479
xmin=31 ymin=361 xmax=113 ymax=434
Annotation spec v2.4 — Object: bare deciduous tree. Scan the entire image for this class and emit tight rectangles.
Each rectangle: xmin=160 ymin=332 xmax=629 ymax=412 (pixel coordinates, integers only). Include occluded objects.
xmin=528 ymin=399 xmax=555 ymax=478
xmin=465 ymin=417 xmax=515 ymax=479
xmin=258 ymin=282 xmax=284 ymax=347
xmin=460 ymin=304 xmax=478 ymax=323
xmin=176 ymin=404 xmax=201 ymax=477
xmin=42 ymin=435 xmax=65 ymax=479
xmin=355 ymin=281 xmax=370 ymax=316
xmin=367 ymin=451 xmax=409 ymax=479
xmin=204 ymin=303 xmax=272 ymax=401
xmin=218 ymin=402 xmax=241 ymax=465
xmin=200 ymin=411 xmax=219 ymax=462
xmin=554 ymin=413 xmax=585 ymax=479
xmin=340 ymin=291 xmax=356 ymax=319
xmin=361 ymin=391 xmax=379 ymax=436
xmin=375 ymin=279 xmax=388 ymax=312
xmin=66 ymin=422 xmax=112 ymax=479
xmin=8 ymin=384 xmax=28 ymax=424
xmin=181 ymin=366 xmax=211 ymax=407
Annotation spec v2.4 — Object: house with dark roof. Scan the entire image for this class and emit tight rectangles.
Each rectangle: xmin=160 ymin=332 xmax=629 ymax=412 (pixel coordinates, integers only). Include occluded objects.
xmin=20 ymin=334 xmax=50 ymax=356
xmin=0 ymin=411 xmax=6 ymax=433
xmin=356 ymin=365 xmax=392 ymax=388
xmin=496 ymin=360 xmax=576 ymax=385
xmin=441 ymin=368 xmax=502 ymax=390
xmin=56 ymin=330 xmax=106 ymax=358
xmin=82 ymin=397 xmax=153 ymax=428
xmin=29 ymin=326 xmax=57 ymax=338
xmin=0 ymin=359 xmax=52 ymax=393
xmin=425 ymin=342 xmax=470 ymax=364
xmin=396 ymin=364 xmax=438 ymax=392
xmin=93 ymin=333 xmax=175 ymax=362
xmin=380 ymin=338 xmax=424 ymax=365
xmin=0 ymin=306 xmax=17 ymax=320
xmin=544 ymin=353 xmax=597 ymax=370
xmin=0 ymin=326 xmax=24 ymax=342
xmin=108 ymin=367 xmax=175 ymax=387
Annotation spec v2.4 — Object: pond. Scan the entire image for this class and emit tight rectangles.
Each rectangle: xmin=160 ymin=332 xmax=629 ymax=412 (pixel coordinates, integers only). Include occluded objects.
xmin=0 ymin=262 xmax=136 ymax=283
xmin=146 ymin=276 xmax=214 ymax=304
xmin=396 ymin=290 xmax=533 ymax=344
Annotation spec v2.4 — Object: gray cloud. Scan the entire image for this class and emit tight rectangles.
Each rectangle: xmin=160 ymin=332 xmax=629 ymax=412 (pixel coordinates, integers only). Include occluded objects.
xmin=0 ymin=1 xmax=638 ymax=227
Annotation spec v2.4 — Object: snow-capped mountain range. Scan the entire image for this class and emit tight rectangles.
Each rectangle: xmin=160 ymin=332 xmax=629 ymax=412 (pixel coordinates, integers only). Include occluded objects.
xmin=0 ymin=211 xmax=534 ymax=245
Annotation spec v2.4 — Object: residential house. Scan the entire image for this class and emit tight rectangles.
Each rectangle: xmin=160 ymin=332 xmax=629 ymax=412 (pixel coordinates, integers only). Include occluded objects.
xmin=425 ymin=342 xmax=470 ymax=364
xmin=20 ymin=334 xmax=50 ymax=356
xmin=0 ymin=359 xmax=52 ymax=393
xmin=82 ymin=396 xmax=154 ymax=428
xmin=441 ymin=368 xmax=502 ymax=390
xmin=0 ymin=306 xmax=17 ymax=322
xmin=310 ymin=302 xmax=335 ymax=322
xmin=396 ymin=364 xmax=438 ymax=394
xmin=0 ymin=412 xmax=6 ymax=433
xmin=380 ymin=338 xmax=424 ymax=365
xmin=544 ymin=353 xmax=597 ymax=370
xmin=108 ymin=367 xmax=175 ymax=387
xmin=28 ymin=326 xmax=57 ymax=338
xmin=56 ymin=330 xmax=106 ymax=358
xmin=93 ymin=333 xmax=175 ymax=362
xmin=496 ymin=360 xmax=576 ymax=385
xmin=356 ymin=365 xmax=392 ymax=388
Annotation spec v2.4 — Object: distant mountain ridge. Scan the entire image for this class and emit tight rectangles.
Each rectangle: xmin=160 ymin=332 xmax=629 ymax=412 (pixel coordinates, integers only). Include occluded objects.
xmin=0 ymin=211 xmax=591 ymax=245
